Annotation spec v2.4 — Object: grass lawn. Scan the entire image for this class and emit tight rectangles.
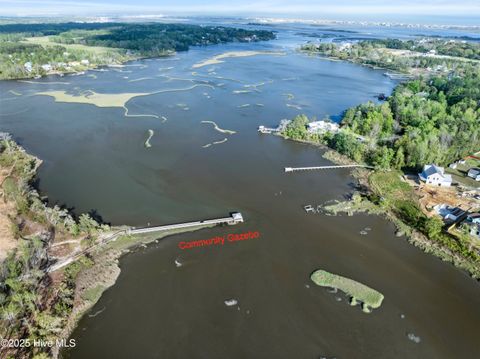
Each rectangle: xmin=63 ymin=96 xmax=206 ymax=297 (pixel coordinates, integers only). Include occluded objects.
xmin=22 ymin=36 xmax=124 ymax=56
xmin=446 ymin=158 xmax=480 ymax=188
xmin=369 ymin=171 xmax=417 ymax=204
xmin=369 ymin=171 xmax=426 ymax=228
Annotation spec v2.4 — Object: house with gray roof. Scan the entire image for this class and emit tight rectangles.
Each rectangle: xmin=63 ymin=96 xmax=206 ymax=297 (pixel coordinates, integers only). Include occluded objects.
xmin=467 ymin=168 xmax=480 ymax=181
xmin=418 ymin=164 xmax=452 ymax=187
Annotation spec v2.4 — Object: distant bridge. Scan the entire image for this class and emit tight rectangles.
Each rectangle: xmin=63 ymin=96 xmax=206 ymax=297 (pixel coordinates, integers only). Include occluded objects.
xmin=285 ymin=165 xmax=373 ymax=173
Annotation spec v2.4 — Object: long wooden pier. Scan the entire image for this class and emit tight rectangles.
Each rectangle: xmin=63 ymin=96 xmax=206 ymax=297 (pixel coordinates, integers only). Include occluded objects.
xmin=128 ymin=212 xmax=244 ymax=235
xmin=285 ymin=165 xmax=373 ymax=173
xmin=47 ymin=212 xmax=244 ymax=273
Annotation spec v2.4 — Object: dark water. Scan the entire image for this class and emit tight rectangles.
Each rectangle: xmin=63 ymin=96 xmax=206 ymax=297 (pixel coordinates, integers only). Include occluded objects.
xmin=1 ymin=27 xmax=480 ymax=359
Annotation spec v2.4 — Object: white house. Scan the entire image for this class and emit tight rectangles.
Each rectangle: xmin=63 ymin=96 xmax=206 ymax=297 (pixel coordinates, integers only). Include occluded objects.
xmin=41 ymin=64 xmax=52 ymax=72
xmin=467 ymin=168 xmax=480 ymax=181
xmin=418 ymin=164 xmax=452 ymax=187
xmin=307 ymin=120 xmax=339 ymax=134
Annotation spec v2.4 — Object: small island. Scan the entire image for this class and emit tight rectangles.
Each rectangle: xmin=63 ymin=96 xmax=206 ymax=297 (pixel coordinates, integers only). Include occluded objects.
xmin=311 ymin=269 xmax=384 ymax=313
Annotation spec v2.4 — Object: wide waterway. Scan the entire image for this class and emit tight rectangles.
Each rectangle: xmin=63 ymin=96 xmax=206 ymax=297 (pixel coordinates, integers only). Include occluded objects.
xmin=1 ymin=23 xmax=480 ymax=359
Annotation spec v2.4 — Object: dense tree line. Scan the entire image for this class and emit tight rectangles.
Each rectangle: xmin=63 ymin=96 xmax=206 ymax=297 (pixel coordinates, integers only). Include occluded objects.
xmin=0 ymin=22 xmax=275 ymax=79
xmin=369 ymin=38 xmax=480 ymax=60
xmin=302 ymin=39 xmax=479 ymax=73
xmin=283 ymin=66 xmax=480 ymax=170
xmin=81 ymin=23 xmax=275 ymax=55
xmin=0 ymin=22 xmax=120 ymax=36
xmin=0 ymin=22 xmax=275 ymax=55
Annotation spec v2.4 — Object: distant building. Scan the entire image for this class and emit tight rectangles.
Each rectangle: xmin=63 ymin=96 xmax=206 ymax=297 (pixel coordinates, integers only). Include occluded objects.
xmin=81 ymin=59 xmax=90 ymax=65
xmin=465 ymin=212 xmax=480 ymax=224
xmin=258 ymin=119 xmax=291 ymax=134
xmin=278 ymin=119 xmax=291 ymax=132
xmin=41 ymin=64 xmax=52 ymax=72
xmin=418 ymin=164 xmax=452 ymax=187
xmin=338 ymin=42 xmax=352 ymax=51
xmin=307 ymin=120 xmax=339 ymax=134
xmin=467 ymin=168 xmax=480 ymax=181
xmin=23 ymin=62 xmax=32 ymax=73
xmin=463 ymin=222 xmax=480 ymax=239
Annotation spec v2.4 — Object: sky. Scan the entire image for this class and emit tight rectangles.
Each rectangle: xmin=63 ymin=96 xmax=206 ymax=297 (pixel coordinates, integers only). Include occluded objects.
xmin=1 ymin=0 xmax=479 ymax=22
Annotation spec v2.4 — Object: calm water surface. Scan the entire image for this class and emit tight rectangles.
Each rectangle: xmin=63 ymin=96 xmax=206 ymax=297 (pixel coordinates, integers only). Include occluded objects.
xmin=1 ymin=26 xmax=479 ymax=359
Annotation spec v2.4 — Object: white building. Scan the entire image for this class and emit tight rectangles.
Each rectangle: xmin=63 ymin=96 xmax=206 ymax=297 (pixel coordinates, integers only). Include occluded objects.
xmin=24 ymin=62 xmax=33 ymax=73
xmin=467 ymin=168 xmax=480 ymax=181
xmin=231 ymin=212 xmax=244 ymax=223
xmin=307 ymin=120 xmax=339 ymax=134
xmin=41 ymin=64 xmax=52 ymax=72
xmin=418 ymin=164 xmax=452 ymax=187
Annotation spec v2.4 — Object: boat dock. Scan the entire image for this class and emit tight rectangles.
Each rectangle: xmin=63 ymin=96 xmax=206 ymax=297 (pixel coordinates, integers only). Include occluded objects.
xmin=258 ymin=125 xmax=280 ymax=134
xmin=285 ymin=165 xmax=373 ymax=172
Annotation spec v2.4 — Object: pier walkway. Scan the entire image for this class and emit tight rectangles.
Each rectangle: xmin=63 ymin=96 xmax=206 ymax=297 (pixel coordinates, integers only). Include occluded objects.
xmin=128 ymin=212 xmax=244 ymax=235
xmin=47 ymin=212 xmax=244 ymax=273
xmin=285 ymin=165 xmax=373 ymax=173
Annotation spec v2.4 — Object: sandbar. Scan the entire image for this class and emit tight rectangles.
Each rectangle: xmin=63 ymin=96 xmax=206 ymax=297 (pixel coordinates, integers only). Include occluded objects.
xmin=192 ymin=51 xmax=286 ymax=69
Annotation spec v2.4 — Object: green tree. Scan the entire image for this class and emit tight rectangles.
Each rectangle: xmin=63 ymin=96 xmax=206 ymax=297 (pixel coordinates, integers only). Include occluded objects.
xmin=283 ymin=114 xmax=309 ymax=140
xmin=371 ymin=146 xmax=395 ymax=170
xmin=424 ymin=217 xmax=444 ymax=240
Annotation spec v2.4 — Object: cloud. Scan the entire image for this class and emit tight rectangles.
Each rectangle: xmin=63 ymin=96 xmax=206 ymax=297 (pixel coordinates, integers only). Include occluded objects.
xmin=0 ymin=0 xmax=479 ymax=17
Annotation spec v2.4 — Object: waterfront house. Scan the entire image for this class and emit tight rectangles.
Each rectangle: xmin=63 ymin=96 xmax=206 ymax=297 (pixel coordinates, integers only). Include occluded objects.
xmin=467 ymin=168 xmax=480 ymax=181
xmin=307 ymin=120 xmax=339 ymax=134
xmin=41 ymin=64 xmax=52 ymax=72
xmin=434 ymin=204 xmax=466 ymax=223
xmin=418 ymin=164 xmax=452 ymax=187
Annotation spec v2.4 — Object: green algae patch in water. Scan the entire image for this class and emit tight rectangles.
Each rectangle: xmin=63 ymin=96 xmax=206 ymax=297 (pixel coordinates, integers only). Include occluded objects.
xmin=311 ymin=269 xmax=384 ymax=313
